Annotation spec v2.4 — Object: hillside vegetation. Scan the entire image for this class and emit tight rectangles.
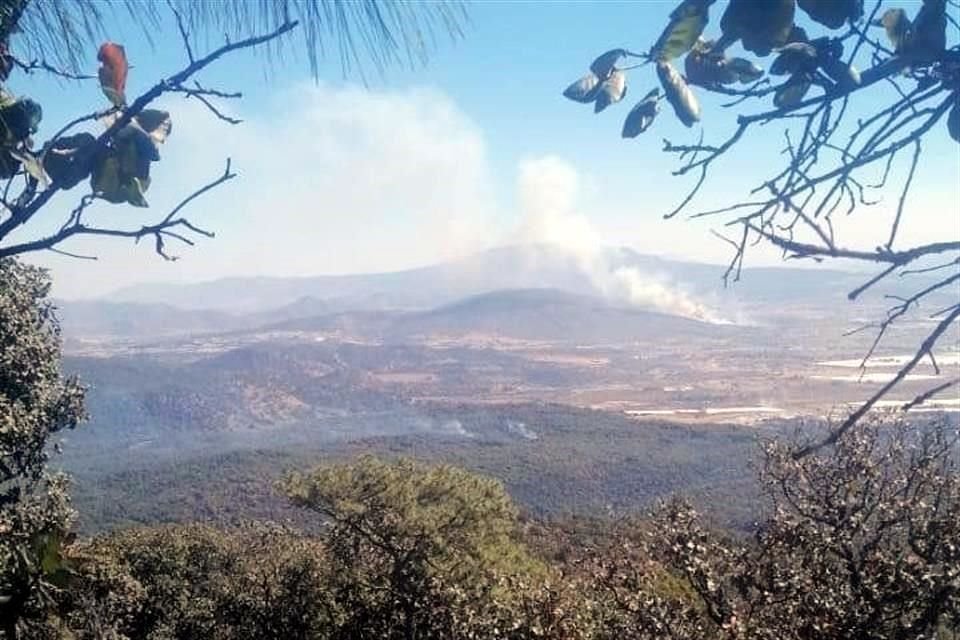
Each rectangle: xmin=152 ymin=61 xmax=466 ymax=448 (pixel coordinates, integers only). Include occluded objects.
xmin=31 ymin=420 xmax=960 ymax=639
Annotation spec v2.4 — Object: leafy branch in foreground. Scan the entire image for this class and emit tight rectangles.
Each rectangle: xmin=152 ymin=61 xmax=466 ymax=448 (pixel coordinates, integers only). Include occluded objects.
xmin=0 ymin=11 xmax=298 ymax=638
xmin=0 ymin=13 xmax=297 ymax=262
xmin=563 ymin=0 xmax=960 ymax=454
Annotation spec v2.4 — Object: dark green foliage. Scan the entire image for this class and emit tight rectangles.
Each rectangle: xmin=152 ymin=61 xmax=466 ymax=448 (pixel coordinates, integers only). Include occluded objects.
xmin=47 ymin=421 xmax=959 ymax=639
xmin=55 ymin=462 xmax=599 ymax=640
xmin=589 ymin=418 xmax=960 ymax=639
xmin=0 ymin=258 xmax=86 ymax=637
xmin=59 ymin=523 xmax=334 ymax=639
xmin=64 ymin=403 xmax=769 ymax=534
xmin=283 ymin=456 xmax=548 ymax=639
xmin=41 ymin=133 xmax=97 ymax=189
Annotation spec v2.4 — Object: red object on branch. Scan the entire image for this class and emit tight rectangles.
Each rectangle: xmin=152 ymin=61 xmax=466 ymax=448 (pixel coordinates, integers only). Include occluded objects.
xmin=97 ymin=42 xmax=128 ymax=106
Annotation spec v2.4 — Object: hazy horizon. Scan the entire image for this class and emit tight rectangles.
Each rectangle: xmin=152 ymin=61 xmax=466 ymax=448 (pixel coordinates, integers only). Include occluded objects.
xmin=7 ymin=4 xmax=957 ymax=300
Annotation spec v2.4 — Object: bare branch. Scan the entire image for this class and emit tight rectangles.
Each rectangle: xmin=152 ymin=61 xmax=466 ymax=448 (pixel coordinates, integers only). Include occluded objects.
xmin=848 ymin=264 xmax=899 ymax=301
xmin=9 ymin=55 xmax=95 ymax=81
xmin=901 ymin=257 xmax=960 ymax=276
xmin=167 ymin=0 xmax=195 ymax=64
xmin=901 ymin=378 xmax=960 ymax=412
xmin=886 ymin=139 xmax=921 ymax=250
xmin=45 ymin=247 xmax=97 ymax=261
xmin=794 ymin=305 xmax=960 ymax=459
xmin=180 ymin=90 xmax=243 ymax=124
xmin=0 ymin=159 xmax=236 ymax=260
xmin=747 ymin=224 xmax=960 ymax=266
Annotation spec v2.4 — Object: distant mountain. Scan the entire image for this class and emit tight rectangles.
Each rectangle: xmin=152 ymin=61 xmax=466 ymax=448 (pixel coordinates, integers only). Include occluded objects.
xmin=70 ymin=244 xmax=952 ymax=342
xmin=245 ymin=296 xmax=331 ymax=327
xmin=55 ymin=295 xmax=331 ymax=340
xmin=387 ymin=288 xmax=726 ymax=342
xmin=54 ymin=300 xmax=240 ymax=339
xmin=104 ymin=244 xmax=865 ymax=314
xmin=261 ymin=287 xmax=732 ymax=346
xmin=58 ymin=288 xmax=735 ymax=446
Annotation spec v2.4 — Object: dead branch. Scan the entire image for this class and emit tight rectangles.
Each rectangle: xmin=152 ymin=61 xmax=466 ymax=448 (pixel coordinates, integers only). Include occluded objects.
xmin=9 ymin=55 xmax=95 ymax=81
xmin=651 ymin=9 xmax=960 ymax=445
xmin=902 ymin=378 xmax=960 ymax=412
xmin=794 ymin=304 xmax=960 ymax=459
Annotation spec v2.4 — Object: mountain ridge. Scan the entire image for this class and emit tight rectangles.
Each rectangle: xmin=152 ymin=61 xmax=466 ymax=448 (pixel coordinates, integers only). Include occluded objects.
xmin=96 ymin=244 xmax=864 ymax=313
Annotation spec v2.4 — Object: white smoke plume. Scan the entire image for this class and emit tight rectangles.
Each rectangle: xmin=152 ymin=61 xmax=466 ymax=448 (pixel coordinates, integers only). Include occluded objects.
xmin=515 ymin=156 xmax=728 ymax=323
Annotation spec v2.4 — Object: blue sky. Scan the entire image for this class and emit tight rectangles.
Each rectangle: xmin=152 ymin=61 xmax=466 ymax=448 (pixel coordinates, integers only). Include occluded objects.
xmin=8 ymin=1 xmax=960 ymax=298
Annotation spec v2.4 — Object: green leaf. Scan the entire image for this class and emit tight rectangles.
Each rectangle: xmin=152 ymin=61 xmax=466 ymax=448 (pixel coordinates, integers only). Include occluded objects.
xmin=797 ymin=0 xmax=863 ymax=29
xmin=0 ymin=98 xmax=43 ymax=145
xmin=657 ymin=61 xmax=700 ymax=127
xmin=0 ymin=149 xmax=19 ymax=179
xmin=948 ymin=99 xmax=960 ymax=143
xmin=727 ymin=57 xmax=765 ymax=83
xmin=0 ymin=88 xmax=16 ymax=109
xmin=594 ymin=69 xmax=627 ymax=113
xmin=721 ymin=0 xmax=796 ymax=57
xmin=562 ymin=73 xmax=601 ymax=103
xmin=8 ymin=148 xmax=49 ymax=188
xmin=589 ymin=49 xmax=627 ymax=79
xmin=135 ymin=109 xmax=173 ymax=147
xmin=909 ymin=0 xmax=946 ymax=61
xmin=91 ymin=153 xmax=123 ymax=203
xmin=621 ymin=89 xmax=660 ymax=138
xmin=651 ymin=0 xmax=713 ymax=61
xmin=685 ymin=41 xmax=738 ymax=87
xmin=125 ymin=176 xmax=150 ymax=208
xmin=774 ymin=75 xmax=812 ymax=108
xmin=770 ymin=42 xmax=818 ymax=76
xmin=92 ymin=150 xmax=152 ymax=207
xmin=42 ymin=132 xmax=97 ymax=189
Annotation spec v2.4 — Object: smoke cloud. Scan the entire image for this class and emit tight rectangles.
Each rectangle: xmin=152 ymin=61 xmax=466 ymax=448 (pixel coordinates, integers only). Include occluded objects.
xmin=515 ymin=156 xmax=728 ymax=323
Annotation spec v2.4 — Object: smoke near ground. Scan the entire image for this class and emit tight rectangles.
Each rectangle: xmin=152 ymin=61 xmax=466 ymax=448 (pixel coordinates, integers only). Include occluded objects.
xmin=515 ymin=156 xmax=729 ymax=323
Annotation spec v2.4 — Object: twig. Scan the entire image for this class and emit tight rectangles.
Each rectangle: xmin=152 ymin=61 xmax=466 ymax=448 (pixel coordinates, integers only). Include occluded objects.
xmin=161 ymin=158 xmax=236 ymax=225
xmin=0 ymin=159 xmax=236 ymax=260
xmin=182 ymin=91 xmax=243 ymax=124
xmin=9 ymin=55 xmax=95 ymax=81
xmin=901 ymin=378 xmax=960 ymax=412
xmin=794 ymin=305 xmax=960 ymax=459
xmin=748 ymin=224 xmax=960 ymax=266
xmin=886 ymin=139 xmax=921 ymax=250
xmin=46 ymin=247 xmax=97 ymax=260
xmin=167 ymin=0 xmax=195 ymax=64
xmin=848 ymin=263 xmax=899 ymax=301
xmin=901 ymin=257 xmax=960 ymax=276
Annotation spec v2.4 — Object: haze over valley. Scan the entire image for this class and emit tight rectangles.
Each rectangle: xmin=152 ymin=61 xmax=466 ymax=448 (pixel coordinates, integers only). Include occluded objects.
xmin=54 ymin=243 xmax=960 ymax=532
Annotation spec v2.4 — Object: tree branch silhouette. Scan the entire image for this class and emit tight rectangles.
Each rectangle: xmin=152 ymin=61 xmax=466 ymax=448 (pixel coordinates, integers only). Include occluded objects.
xmin=0 ymin=19 xmax=296 ymax=260
xmin=564 ymin=0 xmax=960 ymax=455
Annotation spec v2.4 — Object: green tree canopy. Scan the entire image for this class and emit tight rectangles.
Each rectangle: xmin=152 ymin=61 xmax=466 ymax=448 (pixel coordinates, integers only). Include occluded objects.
xmin=283 ymin=456 xmax=547 ymax=640
xmin=0 ymin=258 xmax=85 ymax=637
